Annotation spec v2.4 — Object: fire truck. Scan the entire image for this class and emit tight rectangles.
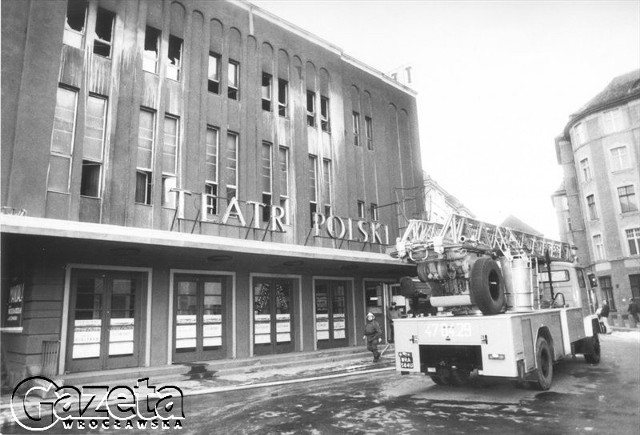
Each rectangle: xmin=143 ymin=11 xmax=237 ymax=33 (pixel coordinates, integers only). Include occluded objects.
xmin=390 ymin=214 xmax=601 ymax=390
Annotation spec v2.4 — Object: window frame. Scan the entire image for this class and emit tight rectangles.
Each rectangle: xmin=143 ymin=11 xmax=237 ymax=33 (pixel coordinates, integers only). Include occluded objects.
xmin=322 ymin=159 xmax=332 ymax=216
xmin=592 ymin=234 xmax=605 ymax=261
xmin=365 ymin=116 xmax=373 ymax=150
xmin=320 ymin=95 xmax=330 ymax=132
xmin=261 ymin=141 xmax=273 ymax=222
xmin=208 ymin=52 xmax=221 ymax=94
xmin=80 ymin=94 xmax=108 ymax=198
xmin=278 ymin=79 xmax=288 ymax=117
xmin=205 ymin=126 xmax=219 ymax=215
xmin=262 ymin=72 xmax=272 ymax=112
xmin=306 ymin=90 xmax=316 ymax=127
xmin=352 ymin=111 xmax=361 ymax=146
xmin=586 ymin=194 xmax=598 ymax=220
xmin=309 ymin=155 xmax=318 ymax=225
xmin=167 ymin=34 xmax=183 ymax=81
xmin=63 ymin=0 xmax=88 ymax=49
xmin=370 ymin=203 xmax=378 ymax=221
xmin=135 ymin=108 xmax=156 ymax=205
xmin=618 ymin=185 xmax=638 ymax=214
xmin=626 ymin=227 xmax=640 ymax=256
xmin=228 ymin=60 xmax=240 ymax=100
xmin=580 ymin=157 xmax=592 ymax=182
xmin=225 ymin=132 xmax=239 ymax=202
xmin=279 ymin=146 xmax=290 ymax=224
xmin=161 ymin=115 xmax=180 ymax=208
xmin=357 ymin=201 xmax=365 ymax=219
xmin=48 ymin=86 xmax=79 ymax=194
xmin=143 ymin=26 xmax=161 ymax=74
xmin=602 ymin=108 xmax=624 ymax=134
xmin=609 ymin=145 xmax=630 ymax=172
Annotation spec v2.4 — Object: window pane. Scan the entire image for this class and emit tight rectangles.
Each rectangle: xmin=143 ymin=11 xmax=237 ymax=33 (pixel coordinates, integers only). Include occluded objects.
xmin=163 ymin=116 xmax=178 ymax=175
xmin=322 ymin=159 xmax=331 ymax=205
xmin=143 ymin=27 xmax=160 ymax=73
xmin=279 ymin=147 xmax=289 ymax=197
xmin=84 ymin=96 xmax=106 ymax=161
xmin=65 ymin=0 xmax=87 ymax=33
xmin=226 ymin=133 xmax=238 ymax=188
xmin=261 ymin=142 xmax=272 ymax=194
xmin=51 ymin=88 xmax=78 ymax=155
xmin=94 ymin=8 xmax=114 ymax=57
xmin=308 ymin=156 xmax=317 ymax=202
xmin=135 ymin=171 xmax=151 ymax=204
xmin=48 ymin=155 xmax=71 ymax=192
xmin=167 ymin=35 xmax=182 ymax=81
xmin=206 ymin=127 xmax=218 ymax=182
xmin=138 ymin=110 xmax=154 ymax=170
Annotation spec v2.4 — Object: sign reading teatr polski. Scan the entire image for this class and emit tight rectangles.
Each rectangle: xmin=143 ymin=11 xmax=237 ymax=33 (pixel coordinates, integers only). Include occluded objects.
xmin=313 ymin=213 xmax=390 ymax=245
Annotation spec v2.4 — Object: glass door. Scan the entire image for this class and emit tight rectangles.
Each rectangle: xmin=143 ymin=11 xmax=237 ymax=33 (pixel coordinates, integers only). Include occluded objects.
xmin=253 ymin=278 xmax=294 ymax=355
xmin=67 ymin=270 xmax=144 ymax=373
xmin=315 ymin=280 xmax=349 ymax=349
xmin=173 ymin=275 xmax=226 ymax=363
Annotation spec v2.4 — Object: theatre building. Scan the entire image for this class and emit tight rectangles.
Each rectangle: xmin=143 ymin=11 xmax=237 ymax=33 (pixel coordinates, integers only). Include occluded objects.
xmin=0 ymin=0 xmax=423 ymax=384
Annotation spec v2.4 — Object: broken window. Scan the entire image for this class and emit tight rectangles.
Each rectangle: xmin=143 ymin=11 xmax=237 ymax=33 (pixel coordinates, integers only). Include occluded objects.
xmin=262 ymin=73 xmax=272 ymax=112
xmin=93 ymin=8 xmax=114 ymax=57
xmin=278 ymin=79 xmax=288 ymax=117
xmin=80 ymin=95 xmax=107 ymax=197
xmin=64 ymin=0 xmax=87 ymax=48
xmin=208 ymin=53 xmax=221 ymax=93
xmin=306 ymin=91 xmax=316 ymax=127
xmin=228 ymin=60 xmax=239 ymax=100
xmin=167 ymin=35 xmax=183 ymax=81
xmin=320 ymin=96 xmax=330 ymax=132
xmin=143 ymin=26 xmax=161 ymax=74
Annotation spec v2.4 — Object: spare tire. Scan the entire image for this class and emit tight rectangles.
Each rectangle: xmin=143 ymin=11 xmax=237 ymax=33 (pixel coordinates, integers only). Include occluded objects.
xmin=470 ymin=258 xmax=506 ymax=315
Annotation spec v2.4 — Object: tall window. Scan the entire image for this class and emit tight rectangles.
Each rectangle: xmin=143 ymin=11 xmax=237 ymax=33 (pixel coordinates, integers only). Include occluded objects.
xmin=80 ymin=95 xmax=107 ymax=197
xmin=143 ymin=26 xmax=161 ymax=74
xmin=162 ymin=116 xmax=179 ymax=208
xmin=225 ymin=132 xmax=238 ymax=202
xmin=278 ymin=79 xmax=288 ymax=117
xmin=309 ymin=155 xmax=318 ymax=225
xmin=205 ymin=127 xmax=219 ymax=215
xmin=48 ymin=87 xmax=78 ymax=193
xmin=167 ymin=35 xmax=183 ymax=81
xmin=262 ymin=73 xmax=272 ymax=112
xmin=93 ymin=8 xmax=115 ymax=57
xmin=322 ymin=159 xmax=332 ymax=216
xmin=208 ymin=53 xmax=221 ymax=94
xmin=135 ymin=109 xmax=155 ymax=204
xmin=586 ymin=194 xmax=598 ymax=220
xmin=320 ymin=96 xmax=330 ymax=132
xmin=228 ymin=60 xmax=239 ymax=100
xmin=365 ymin=116 xmax=373 ymax=150
xmin=261 ymin=142 xmax=273 ymax=222
xmin=627 ymin=228 xmax=640 ymax=256
xmin=63 ymin=0 xmax=87 ymax=48
xmin=357 ymin=201 xmax=365 ymax=219
xmin=610 ymin=146 xmax=630 ymax=171
xmin=618 ymin=185 xmax=638 ymax=213
xmin=306 ymin=91 xmax=316 ymax=127
xmin=602 ymin=108 xmax=624 ymax=134
xmin=580 ymin=158 xmax=592 ymax=182
xmin=592 ymin=234 xmax=605 ymax=261
xmin=352 ymin=112 xmax=361 ymax=146
xmin=370 ymin=203 xmax=378 ymax=221
xmin=598 ymin=276 xmax=616 ymax=310
xmin=279 ymin=147 xmax=290 ymax=224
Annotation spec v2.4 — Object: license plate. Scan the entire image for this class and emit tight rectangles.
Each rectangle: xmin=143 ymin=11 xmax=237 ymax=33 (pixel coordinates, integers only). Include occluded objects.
xmin=398 ymin=351 xmax=414 ymax=369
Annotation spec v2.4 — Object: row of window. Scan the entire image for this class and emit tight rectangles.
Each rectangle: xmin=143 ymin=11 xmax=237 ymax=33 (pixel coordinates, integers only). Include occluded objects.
xmin=572 ymin=102 xmax=640 ymax=145
xmin=63 ymin=1 xmax=377 ymax=151
xmin=585 ymin=184 xmax=638 ymax=221
xmin=578 ymin=145 xmax=632 ymax=182
xmin=592 ymin=227 xmax=640 ymax=261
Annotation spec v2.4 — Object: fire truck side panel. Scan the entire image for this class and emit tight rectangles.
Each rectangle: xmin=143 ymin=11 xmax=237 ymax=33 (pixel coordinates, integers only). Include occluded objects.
xmin=394 ymin=318 xmax=421 ymax=373
xmin=560 ymin=307 xmax=587 ymax=354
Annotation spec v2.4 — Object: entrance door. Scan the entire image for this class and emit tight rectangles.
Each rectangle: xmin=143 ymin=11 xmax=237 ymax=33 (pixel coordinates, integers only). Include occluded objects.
xmin=630 ymin=274 xmax=640 ymax=299
xmin=67 ymin=270 xmax=145 ymax=373
xmin=364 ymin=282 xmax=386 ymax=342
xmin=315 ymin=280 xmax=349 ymax=349
xmin=173 ymin=274 xmax=226 ymax=363
xmin=253 ymin=278 xmax=294 ymax=355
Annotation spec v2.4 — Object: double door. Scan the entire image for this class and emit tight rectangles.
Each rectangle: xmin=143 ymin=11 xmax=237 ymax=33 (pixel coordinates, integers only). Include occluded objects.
xmin=315 ymin=280 xmax=348 ymax=349
xmin=253 ymin=278 xmax=295 ymax=355
xmin=173 ymin=274 xmax=226 ymax=363
xmin=66 ymin=270 xmax=144 ymax=373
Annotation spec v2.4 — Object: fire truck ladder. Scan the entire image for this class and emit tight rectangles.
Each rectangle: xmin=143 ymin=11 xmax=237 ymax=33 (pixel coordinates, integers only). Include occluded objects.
xmin=396 ymin=214 xmax=575 ymax=263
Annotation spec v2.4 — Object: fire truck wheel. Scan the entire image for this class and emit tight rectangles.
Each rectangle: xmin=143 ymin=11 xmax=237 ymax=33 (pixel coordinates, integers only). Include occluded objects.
xmin=534 ymin=336 xmax=553 ymax=391
xmin=584 ymin=334 xmax=601 ymax=364
xmin=469 ymin=258 xmax=506 ymax=315
xmin=450 ymin=369 xmax=470 ymax=386
xmin=429 ymin=375 xmax=449 ymax=386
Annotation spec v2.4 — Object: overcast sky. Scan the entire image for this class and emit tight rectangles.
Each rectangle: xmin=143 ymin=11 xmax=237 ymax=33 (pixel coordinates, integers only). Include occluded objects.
xmin=252 ymin=0 xmax=640 ymax=238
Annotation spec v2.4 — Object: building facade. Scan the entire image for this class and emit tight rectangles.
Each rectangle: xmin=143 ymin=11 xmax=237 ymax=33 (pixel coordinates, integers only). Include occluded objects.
xmin=422 ymin=172 xmax=474 ymax=224
xmin=552 ymin=70 xmax=640 ymax=315
xmin=0 ymin=0 xmax=423 ymax=385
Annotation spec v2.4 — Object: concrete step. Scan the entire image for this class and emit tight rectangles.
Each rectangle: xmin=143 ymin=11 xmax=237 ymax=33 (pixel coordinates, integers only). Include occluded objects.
xmin=56 ymin=345 xmax=382 ymax=386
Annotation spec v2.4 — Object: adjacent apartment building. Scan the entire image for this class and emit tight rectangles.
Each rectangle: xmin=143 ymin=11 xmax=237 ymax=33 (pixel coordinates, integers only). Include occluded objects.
xmin=0 ymin=0 xmax=423 ymax=385
xmin=552 ymin=69 xmax=640 ymax=315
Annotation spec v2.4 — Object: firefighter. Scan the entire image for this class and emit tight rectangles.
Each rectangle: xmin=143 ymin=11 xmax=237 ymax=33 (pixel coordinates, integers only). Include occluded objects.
xmin=363 ymin=312 xmax=383 ymax=362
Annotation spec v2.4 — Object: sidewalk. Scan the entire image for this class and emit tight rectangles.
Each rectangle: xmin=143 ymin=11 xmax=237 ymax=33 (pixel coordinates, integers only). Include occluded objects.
xmin=0 ymin=345 xmax=395 ymax=427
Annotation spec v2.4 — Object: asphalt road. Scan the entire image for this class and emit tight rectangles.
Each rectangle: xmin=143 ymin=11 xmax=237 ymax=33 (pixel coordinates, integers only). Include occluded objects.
xmin=3 ymin=330 xmax=639 ymax=434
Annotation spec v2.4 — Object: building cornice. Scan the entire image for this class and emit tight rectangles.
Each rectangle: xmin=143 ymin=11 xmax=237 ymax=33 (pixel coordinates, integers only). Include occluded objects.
xmin=563 ymin=92 xmax=640 ymax=138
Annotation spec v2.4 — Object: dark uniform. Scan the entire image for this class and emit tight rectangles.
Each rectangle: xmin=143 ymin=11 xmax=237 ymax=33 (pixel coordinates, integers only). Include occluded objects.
xmin=364 ymin=314 xmax=383 ymax=362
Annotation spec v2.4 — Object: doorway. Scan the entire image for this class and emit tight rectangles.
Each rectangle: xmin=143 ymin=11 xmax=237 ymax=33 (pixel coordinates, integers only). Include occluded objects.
xmin=315 ymin=280 xmax=349 ymax=349
xmin=253 ymin=277 xmax=295 ymax=355
xmin=66 ymin=269 xmax=145 ymax=373
xmin=173 ymin=274 xmax=228 ymax=363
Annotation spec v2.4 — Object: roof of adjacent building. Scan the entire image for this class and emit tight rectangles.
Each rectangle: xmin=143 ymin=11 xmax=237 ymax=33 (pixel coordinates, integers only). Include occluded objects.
xmin=501 ymin=215 xmax=544 ymax=237
xmin=565 ymin=69 xmax=640 ymax=132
